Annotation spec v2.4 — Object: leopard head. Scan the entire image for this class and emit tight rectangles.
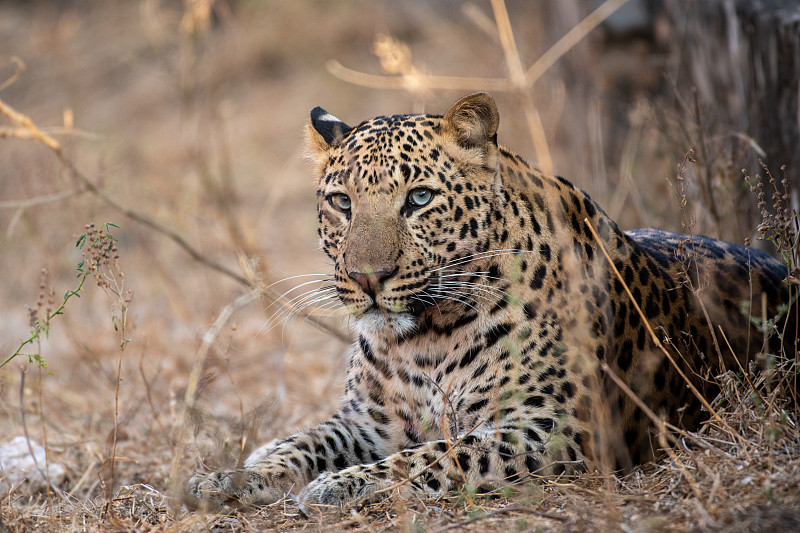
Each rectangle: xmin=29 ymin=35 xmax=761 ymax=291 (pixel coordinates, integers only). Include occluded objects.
xmin=307 ymin=93 xmax=504 ymax=337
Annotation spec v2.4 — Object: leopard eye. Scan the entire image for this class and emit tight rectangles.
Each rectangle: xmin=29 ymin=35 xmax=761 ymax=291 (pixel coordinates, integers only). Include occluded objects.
xmin=329 ymin=193 xmax=351 ymax=212
xmin=407 ymin=188 xmax=434 ymax=208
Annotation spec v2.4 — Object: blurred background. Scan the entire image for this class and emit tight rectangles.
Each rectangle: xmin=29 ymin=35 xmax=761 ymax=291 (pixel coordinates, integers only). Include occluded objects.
xmin=0 ymin=0 xmax=797 ymax=523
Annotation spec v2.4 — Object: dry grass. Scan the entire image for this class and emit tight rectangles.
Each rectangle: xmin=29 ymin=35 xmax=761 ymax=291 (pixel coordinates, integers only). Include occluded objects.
xmin=1 ymin=1 xmax=798 ymax=531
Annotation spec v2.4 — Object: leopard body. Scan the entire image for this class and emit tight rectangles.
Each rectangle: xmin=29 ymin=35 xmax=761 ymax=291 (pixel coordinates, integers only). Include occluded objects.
xmin=187 ymin=93 xmax=794 ymax=508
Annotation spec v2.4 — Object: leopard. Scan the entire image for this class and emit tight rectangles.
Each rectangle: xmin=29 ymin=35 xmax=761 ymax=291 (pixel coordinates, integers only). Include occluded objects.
xmin=186 ymin=92 xmax=796 ymax=510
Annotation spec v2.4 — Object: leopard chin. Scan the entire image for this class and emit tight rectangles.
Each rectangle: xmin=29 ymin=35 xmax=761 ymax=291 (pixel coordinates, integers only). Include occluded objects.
xmin=352 ymin=307 xmax=418 ymax=337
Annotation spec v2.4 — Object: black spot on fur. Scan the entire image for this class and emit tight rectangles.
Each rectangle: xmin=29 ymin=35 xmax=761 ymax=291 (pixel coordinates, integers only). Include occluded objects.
xmin=484 ymin=323 xmax=512 ymax=349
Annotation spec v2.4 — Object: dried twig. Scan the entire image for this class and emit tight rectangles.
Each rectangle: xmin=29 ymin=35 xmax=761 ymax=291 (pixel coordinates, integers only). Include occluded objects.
xmin=185 ymin=288 xmax=262 ymax=410
xmin=18 ymin=367 xmax=69 ymax=505
xmin=0 ymin=187 xmax=87 ymax=210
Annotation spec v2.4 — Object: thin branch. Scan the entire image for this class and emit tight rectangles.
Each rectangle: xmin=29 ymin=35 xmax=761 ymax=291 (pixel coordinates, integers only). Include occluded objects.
xmin=0 ymin=56 xmax=25 ymax=92
xmin=490 ymin=0 xmax=527 ymax=87
xmin=0 ymin=127 xmax=104 ymax=141
xmin=524 ymin=0 xmax=632 ymax=87
xmin=18 ymin=367 xmax=70 ymax=504
xmin=327 ymin=0 xmax=632 ymax=178
xmin=170 ymin=287 xmax=262 ymax=507
xmin=0 ymin=187 xmax=87 ymax=209
xmin=184 ymin=288 xmax=262 ymax=410
xmin=326 ymin=60 xmax=513 ymax=92
xmin=490 ymin=0 xmax=553 ymax=174
xmin=370 ymin=417 xmax=487 ymax=499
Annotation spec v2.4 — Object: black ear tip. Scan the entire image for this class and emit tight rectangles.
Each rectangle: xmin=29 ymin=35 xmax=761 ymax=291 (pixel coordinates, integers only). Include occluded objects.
xmin=309 ymin=107 xmax=353 ymax=146
xmin=310 ymin=106 xmax=328 ymax=123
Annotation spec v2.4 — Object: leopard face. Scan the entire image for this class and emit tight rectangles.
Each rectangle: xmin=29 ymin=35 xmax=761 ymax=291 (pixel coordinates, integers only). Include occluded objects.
xmin=309 ymin=96 xmax=504 ymax=336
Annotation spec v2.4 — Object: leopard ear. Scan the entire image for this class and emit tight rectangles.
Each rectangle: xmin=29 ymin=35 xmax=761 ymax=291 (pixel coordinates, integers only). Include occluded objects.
xmin=307 ymin=107 xmax=353 ymax=152
xmin=443 ymin=92 xmax=499 ymax=148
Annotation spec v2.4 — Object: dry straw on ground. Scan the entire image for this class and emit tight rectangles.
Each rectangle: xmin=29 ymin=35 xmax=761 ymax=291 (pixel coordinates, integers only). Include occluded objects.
xmin=0 ymin=1 xmax=798 ymax=531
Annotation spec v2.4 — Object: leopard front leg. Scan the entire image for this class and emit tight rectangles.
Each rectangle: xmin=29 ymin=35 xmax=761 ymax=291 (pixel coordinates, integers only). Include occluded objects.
xmin=299 ymin=429 xmax=569 ymax=507
xmin=185 ymin=415 xmax=389 ymax=509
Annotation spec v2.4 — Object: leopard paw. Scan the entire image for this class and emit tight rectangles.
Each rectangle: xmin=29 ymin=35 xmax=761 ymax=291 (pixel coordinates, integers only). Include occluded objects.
xmin=299 ymin=469 xmax=392 ymax=507
xmin=185 ymin=470 xmax=283 ymax=510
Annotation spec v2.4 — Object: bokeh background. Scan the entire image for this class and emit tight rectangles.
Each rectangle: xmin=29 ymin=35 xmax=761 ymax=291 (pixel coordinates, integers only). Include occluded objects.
xmin=1 ymin=1 xmax=797 ymax=530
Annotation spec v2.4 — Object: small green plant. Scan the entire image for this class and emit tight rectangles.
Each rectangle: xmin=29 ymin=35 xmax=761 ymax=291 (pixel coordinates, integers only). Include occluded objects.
xmin=2 ymin=222 xmax=123 ymax=369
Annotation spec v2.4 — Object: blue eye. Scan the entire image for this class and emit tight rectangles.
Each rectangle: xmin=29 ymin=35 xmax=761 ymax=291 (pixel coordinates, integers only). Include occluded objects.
xmin=407 ymin=188 xmax=433 ymax=208
xmin=329 ymin=193 xmax=351 ymax=212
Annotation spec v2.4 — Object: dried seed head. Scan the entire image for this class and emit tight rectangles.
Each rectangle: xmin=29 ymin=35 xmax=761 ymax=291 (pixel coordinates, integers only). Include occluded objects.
xmin=26 ymin=305 xmax=37 ymax=328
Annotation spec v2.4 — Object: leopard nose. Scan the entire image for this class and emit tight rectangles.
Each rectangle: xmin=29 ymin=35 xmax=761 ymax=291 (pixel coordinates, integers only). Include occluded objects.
xmin=348 ymin=267 xmax=397 ymax=297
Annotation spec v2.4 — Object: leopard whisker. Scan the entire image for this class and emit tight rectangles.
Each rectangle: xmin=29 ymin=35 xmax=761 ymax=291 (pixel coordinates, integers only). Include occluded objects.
xmin=434 ymin=281 xmax=507 ymax=299
xmin=295 ymin=300 xmax=347 ymax=321
xmin=296 ymin=294 xmax=342 ymax=314
xmin=420 ymin=291 xmax=479 ymax=312
xmin=435 ymin=271 xmax=506 ymax=283
xmin=431 ymin=289 xmax=498 ymax=306
xmin=412 ymin=292 xmax=446 ymax=315
xmin=261 ymin=303 xmax=344 ymax=339
xmin=435 ymin=271 xmax=491 ymax=277
xmin=425 ymin=285 xmax=483 ymax=307
xmin=262 ymin=273 xmax=334 ymax=291
xmin=429 ymin=291 xmax=489 ymax=308
xmin=273 ymin=286 xmax=338 ymax=316
xmin=297 ymin=310 xmax=347 ymax=335
xmin=260 ymin=286 xmax=342 ymax=335
xmin=290 ymin=294 xmax=340 ymax=316
xmin=431 ymin=249 xmax=533 ymax=272
xmin=436 ymin=278 xmax=506 ymax=291
xmin=410 ymin=293 xmax=440 ymax=313
xmin=265 ymin=278 xmax=337 ymax=311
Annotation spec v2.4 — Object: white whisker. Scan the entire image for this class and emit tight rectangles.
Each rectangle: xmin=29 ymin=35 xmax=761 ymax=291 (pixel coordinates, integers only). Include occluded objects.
xmin=436 ymin=279 xmax=507 ymax=292
xmin=423 ymin=292 xmax=478 ymax=312
xmin=435 ymin=271 xmax=506 ymax=283
xmin=431 ymin=249 xmax=532 ymax=272
xmin=266 ymin=278 xmax=336 ymax=309
xmin=259 ymin=282 xmax=343 ymax=337
xmin=262 ymin=273 xmax=333 ymax=290
xmin=435 ymin=281 xmax=507 ymax=299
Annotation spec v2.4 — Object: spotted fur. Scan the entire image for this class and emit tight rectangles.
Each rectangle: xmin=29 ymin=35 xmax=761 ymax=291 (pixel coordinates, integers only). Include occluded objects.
xmin=187 ymin=93 xmax=795 ymax=509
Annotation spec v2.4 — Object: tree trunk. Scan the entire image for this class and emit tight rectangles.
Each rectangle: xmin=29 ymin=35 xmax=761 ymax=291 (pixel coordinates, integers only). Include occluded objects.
xmin=669 ymin=0 xmax=800 ymax=186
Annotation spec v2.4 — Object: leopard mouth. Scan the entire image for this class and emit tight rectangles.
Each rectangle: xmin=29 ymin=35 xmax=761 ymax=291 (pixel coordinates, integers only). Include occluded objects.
xmin=358 ymin=296 xmax=430 ymax=318
xmin=340 ymin=274 xmax=441 ymax=328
